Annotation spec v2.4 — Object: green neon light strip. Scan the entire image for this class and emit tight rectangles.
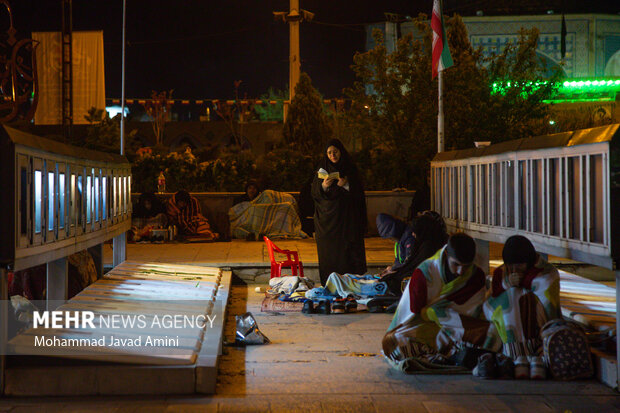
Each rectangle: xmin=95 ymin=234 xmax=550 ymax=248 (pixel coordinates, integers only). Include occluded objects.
xmin=491 ymin=78 xmax=620 ymax=102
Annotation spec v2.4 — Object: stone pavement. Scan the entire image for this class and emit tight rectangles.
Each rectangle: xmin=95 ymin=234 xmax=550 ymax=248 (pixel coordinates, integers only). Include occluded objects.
xmin=102 ymin=238 xmax=398 ymax=268
xmin=0 ymin=238 xmax=618 ymax=412
xmin=1 ymin=284 xmax=619 ymax=412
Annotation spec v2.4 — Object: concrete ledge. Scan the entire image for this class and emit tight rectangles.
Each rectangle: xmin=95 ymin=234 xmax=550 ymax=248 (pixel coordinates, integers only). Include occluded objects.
xmin=5 ymin=268 xmax=232 ymax=396
xmin=592 ymin=348 xmax=618 ymax=390
xmin=132 ymin=190 xmax=415 ymax=238
xmin=195 ymin=270 xmax=231 ymax=394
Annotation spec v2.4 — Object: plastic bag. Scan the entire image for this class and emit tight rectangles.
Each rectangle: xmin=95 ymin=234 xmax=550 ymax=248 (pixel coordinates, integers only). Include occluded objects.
xmin=235 ymin=312 xmax=270 ymax=345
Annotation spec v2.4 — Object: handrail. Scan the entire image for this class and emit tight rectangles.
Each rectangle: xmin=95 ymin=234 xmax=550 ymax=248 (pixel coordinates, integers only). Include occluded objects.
xmin=430 ymin=124 xmax=619 ymax=270
xmin=1 ymin=125 xmax=132 ymax=271
xmin=0 ymin=125 xmax=132 ymax=395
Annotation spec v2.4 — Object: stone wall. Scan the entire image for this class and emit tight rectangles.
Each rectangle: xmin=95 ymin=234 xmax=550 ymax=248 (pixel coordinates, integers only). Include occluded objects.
xmin=132 ymin=190 xmax=415 ymax=239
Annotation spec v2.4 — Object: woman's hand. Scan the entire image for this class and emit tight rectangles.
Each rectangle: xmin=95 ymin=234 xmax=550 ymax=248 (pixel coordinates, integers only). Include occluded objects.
xmin=322 ymin=177 xmax=336 ymax=190
xmin=337 ymin=176 xmax=348 ymax=187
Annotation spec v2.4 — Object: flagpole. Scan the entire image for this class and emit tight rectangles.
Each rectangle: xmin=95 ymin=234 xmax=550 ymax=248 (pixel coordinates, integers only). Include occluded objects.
xmin=437 ymin=68 xmax=444 ymax=153
xmin=120 ymin=0 xmax=126 ymax=156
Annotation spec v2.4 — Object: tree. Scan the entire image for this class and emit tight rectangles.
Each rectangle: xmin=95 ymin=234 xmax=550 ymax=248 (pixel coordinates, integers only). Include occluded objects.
xmin=344 ymin=24 xmax=436 ymax=189
xmin=344 ymin=14 xmax=559 ymax=189
xmin=213 ymin=80 xmax=255 ymax=149
xmin=484 ymin=27 xmax=561 ymax=141
xmin=254 ymin=87 xmax=287 ymax=122
xmin=144 ymin=90 xmax=173 ymax=146
xmin=83 ymin=107 xmax=136 ymax=154
xmin=283 ymin=72 xmax=332 ymax=154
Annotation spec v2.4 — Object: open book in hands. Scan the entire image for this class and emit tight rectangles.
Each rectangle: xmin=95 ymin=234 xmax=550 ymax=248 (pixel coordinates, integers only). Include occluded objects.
xmin=317 ymin=168 xmax=340 ymax=180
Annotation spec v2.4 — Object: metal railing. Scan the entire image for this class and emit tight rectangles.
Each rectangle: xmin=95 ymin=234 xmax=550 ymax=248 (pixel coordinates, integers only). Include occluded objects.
xmin=431 ymin=124 xmax=620 ymax=388
xmin=431 ymin=124 xmax=619 ymax=270
xmin=0 ymin=125 xmax=132 ymax=394
xmin=1 ymin=125 xmax=132 ymax=271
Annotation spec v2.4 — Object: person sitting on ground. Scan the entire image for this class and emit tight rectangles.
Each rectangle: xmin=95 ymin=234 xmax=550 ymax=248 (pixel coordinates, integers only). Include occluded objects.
xmin=378 ymin=211 xmax=448 ymax=296
xmin=166 ymin=190 xmax=218 ymax=240
xmin=131 ymin=192 xmax=168 ymax=241
xmin=233 ymin=180 xmax=260 ymax=206
xmin=483 ymin=235 xmax=561 ymax=361
xmin=382 ymin=233 xmax=499 ymax=373
xmin=408 ymin=171 xmax=431 ymax=223
xmin=376 ymin=212 xmax=415 ymax=272
xmin=228 ymin=189 xmax=307 ymax=240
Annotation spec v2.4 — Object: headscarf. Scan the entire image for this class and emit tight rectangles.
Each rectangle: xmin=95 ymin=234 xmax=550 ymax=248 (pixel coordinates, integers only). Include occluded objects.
xmin=313 ymin=138 xmax=367 ymax=238
xmin=318 ymin=138 xmax=356 ymax=178
xmin=380 ymin=210 xmax=448 ymax=295
xmin=502 ymin=235 xmax=537 ymax=269
xmin=407 ymin=211 xmax=448 ymax=264
xmin=412 ymin=211 xmax=447 ymax=245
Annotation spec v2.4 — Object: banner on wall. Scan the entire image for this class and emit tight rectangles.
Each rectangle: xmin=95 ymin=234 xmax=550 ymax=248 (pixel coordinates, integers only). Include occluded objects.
xmin=32 ymin=31 xmax=105 ymax=125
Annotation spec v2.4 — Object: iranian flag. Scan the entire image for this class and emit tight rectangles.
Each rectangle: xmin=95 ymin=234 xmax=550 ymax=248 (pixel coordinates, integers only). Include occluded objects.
xmin=431 ymin=0 xmax=453 ymax=79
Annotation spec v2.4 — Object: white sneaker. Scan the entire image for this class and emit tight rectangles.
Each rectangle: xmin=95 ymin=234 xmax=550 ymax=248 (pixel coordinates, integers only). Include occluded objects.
xmin=529 ymin=356 xmax=546 ymax=380
xmin=515 ymin=356 xmax=529 ymax=379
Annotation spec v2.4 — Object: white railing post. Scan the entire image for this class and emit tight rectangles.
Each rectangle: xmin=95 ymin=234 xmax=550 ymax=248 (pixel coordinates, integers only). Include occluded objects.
xmin=585 ymin=155 xmax=591 ymax=243
xmin=513 ymin=158 xmax=519 ymax=230
xmin=603 ymin=153 xmax=610 ymax=248
xmin=0 ymin=267 xmax=7 ymax=395
xmin=46 ymin=257 xmax=67 ymax=311
xmin=113 ymin=232 xmax=127 ymax=267
xmin=579 ymin=155 xmax=584 ymax=241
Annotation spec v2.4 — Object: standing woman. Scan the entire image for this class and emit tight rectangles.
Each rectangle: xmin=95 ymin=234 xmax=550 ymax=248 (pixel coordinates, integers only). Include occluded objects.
xmin=312 ymin=139 xmax=367 ymax=285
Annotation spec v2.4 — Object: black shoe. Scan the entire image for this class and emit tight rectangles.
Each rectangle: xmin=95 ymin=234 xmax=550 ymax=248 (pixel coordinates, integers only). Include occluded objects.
xmin=367 ymin=300 xmax=386 ymax=313
xmin=385 ymin=301 xmax=398 ymax=313
xmin=495 ymin=354 xmax=515 ymax=379
xmin=316 ymin=300 xmax=331 ymax=315
xmin=332 ymin=298 xmax=346 ymax=314
xmin=367 ymin=295 xmax=400 ymax=313
xmin=450 ymin=347 xmax=493 ymax=370
xmin=301 ymin=300 xmax=314 ymax=314
xmin=472 ymin=353 xmax=498 ymax=379
xmin=345 ymin=297 xmax=358 ymax=313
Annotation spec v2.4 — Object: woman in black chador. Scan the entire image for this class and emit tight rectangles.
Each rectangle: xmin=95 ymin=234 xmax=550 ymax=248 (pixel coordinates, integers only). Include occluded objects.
xmin=311 ymin=139 xmax=367 ymax=285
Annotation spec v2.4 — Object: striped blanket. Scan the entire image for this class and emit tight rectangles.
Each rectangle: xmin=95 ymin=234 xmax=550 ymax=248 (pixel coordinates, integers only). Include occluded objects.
xmin=166 ymin=193 xmax=218 ymax=240
xmin=483 ymin=255 xmax=561 ymax=359
xmin=229 ymin=190 xmax=307 ymax=239
xmin=382 ymin=247 xmax=501 ymax=373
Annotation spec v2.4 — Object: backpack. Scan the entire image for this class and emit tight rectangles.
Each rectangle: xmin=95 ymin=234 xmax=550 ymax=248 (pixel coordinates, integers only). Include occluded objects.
xmin=541 ymin=319 xmax=594 ymax=380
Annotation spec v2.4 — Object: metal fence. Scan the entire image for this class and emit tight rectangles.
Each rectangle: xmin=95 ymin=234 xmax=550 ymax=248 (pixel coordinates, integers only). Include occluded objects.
xmin=431 ymin=124 xmax=619 ymax=270
xmin=1 ymin=125 xmax=132 ymax=271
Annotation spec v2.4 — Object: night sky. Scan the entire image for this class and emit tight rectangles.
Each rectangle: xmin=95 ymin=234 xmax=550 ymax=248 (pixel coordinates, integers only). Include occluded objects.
xmin=11 ymin=1 xmax=618 ymax=100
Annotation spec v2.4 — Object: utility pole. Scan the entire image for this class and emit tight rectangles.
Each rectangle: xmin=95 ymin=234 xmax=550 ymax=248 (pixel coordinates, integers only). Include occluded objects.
xmin=120 ymin=0 xmax=126 ymax=156
xmin=273 ymin=1 xmax=313 ymax=120
xmin=61 ymin=0 xmax=73 ymax=139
